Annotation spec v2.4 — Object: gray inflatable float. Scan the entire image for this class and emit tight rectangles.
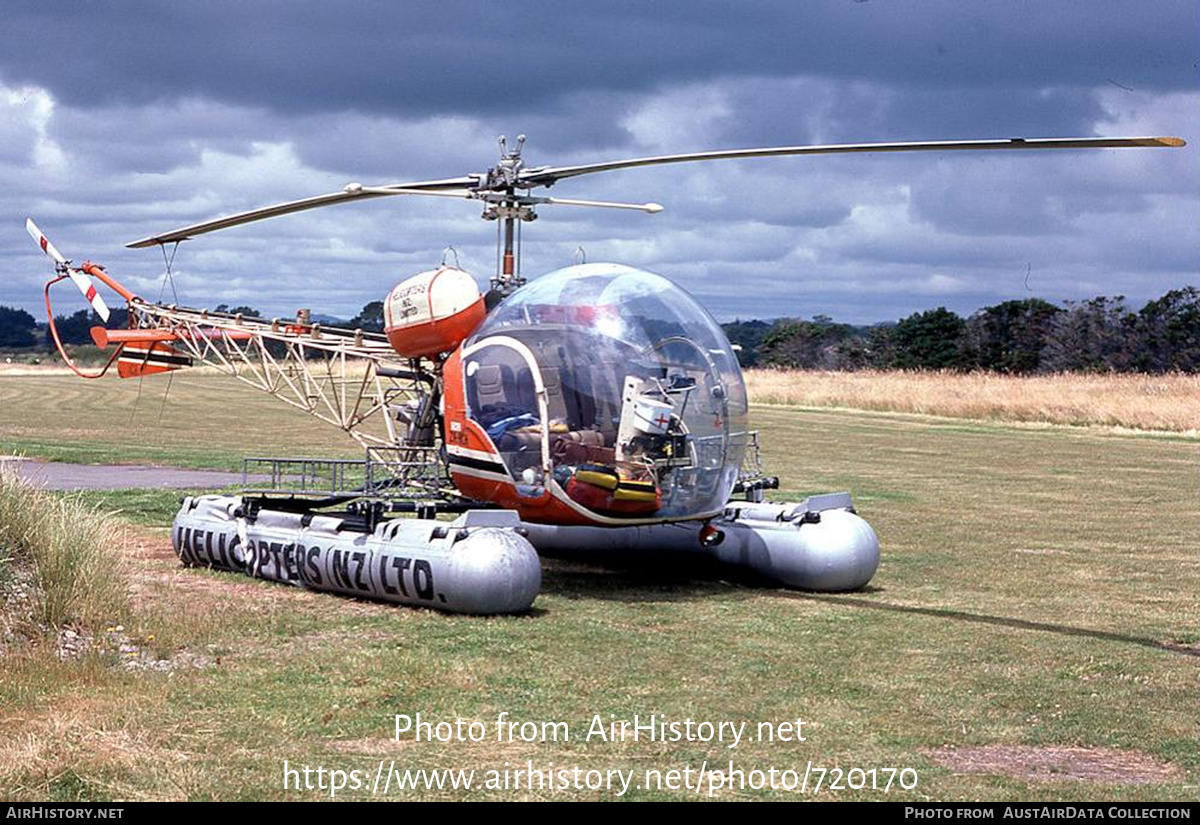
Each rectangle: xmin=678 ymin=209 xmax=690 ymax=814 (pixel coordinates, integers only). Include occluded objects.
xmin=172 ymin=491 xmax=879 ymax=614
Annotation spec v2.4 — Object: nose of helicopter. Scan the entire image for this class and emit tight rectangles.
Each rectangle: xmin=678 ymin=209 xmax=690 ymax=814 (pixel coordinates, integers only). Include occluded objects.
xmin=462 ymin=262 xmax=750 ymax=522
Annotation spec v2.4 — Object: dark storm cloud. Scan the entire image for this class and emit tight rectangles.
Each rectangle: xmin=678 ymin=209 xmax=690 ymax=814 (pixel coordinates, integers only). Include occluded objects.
xmin=0 ymin=1 xmax=1194 ymax=119
xmin=46 ymin=99 xmax=279 ymax=174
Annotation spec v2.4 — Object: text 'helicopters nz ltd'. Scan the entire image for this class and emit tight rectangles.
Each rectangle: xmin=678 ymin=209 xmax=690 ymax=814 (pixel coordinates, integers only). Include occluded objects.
xmin=28 ymin=132 xmax=1185 ymax=614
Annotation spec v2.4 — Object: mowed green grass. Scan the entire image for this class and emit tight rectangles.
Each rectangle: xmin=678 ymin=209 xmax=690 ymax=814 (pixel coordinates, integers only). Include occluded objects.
xmin=0 ymin=373 xmax=364 ymax=469
xmin=0 ymin=373 xmax=1196 ymax=801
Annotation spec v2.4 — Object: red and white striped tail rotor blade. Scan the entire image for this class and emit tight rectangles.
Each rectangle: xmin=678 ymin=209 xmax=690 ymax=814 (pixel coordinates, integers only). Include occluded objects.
xmin=64 ymin=267 xmax=111 ymax=322
xmin=26 ymin=218 xmax=111 ymax=322
xmin=26 ymin=218 xmax=68 ymax=265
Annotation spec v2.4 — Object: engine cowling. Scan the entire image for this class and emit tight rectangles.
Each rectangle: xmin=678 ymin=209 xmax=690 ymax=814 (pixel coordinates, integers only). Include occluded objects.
xmin=384 ymin=266 xmax=486 ymax=359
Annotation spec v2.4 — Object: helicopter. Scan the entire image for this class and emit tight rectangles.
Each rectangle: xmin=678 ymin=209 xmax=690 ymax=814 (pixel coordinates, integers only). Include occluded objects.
xmin=27 ymin=133 xmax=1185 ymax=614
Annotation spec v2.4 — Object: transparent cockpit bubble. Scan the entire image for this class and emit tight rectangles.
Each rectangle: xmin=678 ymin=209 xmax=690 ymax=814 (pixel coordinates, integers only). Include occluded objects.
xmin=463 ymin=263 xmax=748 ymax=520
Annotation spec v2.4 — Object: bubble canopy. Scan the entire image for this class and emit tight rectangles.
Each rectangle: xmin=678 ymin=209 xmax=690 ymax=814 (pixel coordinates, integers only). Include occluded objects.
xmin=461 ymin=263 xmax=749 ymax=521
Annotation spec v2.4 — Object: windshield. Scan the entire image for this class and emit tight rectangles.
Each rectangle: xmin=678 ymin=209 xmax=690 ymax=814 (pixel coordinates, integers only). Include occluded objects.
xmin=462 ymin=263 xmax=749 ymax=520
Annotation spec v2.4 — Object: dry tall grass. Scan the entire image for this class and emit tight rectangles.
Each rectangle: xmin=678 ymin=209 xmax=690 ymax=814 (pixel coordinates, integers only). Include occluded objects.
xmin=0 ymin=463 xmax=130 ymax=631
xmin=745 ymin=369 xmax=1200 ymax=434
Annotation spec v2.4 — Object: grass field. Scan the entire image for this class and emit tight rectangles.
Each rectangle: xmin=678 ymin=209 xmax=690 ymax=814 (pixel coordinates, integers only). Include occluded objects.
xmin=0 ymin=372 xmax=1196 ymax=801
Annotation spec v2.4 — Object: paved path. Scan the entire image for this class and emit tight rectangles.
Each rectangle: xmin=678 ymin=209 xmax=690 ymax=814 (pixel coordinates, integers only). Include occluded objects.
xmin=3 ymin=457 xmax=251 ymax=491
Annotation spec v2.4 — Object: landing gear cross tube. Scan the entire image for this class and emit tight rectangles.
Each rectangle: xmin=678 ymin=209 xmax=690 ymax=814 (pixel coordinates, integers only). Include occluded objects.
xmin=173 ymin=495 xmax=541 ymax=615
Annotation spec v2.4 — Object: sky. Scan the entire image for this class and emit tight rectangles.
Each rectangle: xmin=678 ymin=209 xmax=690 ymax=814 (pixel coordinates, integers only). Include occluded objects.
xmin=1 ymin=1 xmax=1196 ymax=324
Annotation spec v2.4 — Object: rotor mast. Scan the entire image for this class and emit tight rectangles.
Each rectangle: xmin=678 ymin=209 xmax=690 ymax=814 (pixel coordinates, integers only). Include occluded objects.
xmin=481 ymin=135 xmax=535 ymax=295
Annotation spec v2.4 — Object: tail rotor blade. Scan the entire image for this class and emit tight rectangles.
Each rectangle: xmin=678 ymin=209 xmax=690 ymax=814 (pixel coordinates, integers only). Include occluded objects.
xmin=26 ymin=218 xmax=111 ymax=322
xmin=26 ymin=218 xmax=68 ymax=265
xmin=63 ymin=267 xmax=111 ymax=322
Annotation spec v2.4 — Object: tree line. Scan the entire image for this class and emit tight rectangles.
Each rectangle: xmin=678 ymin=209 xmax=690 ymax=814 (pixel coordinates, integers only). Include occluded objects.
xmin=723 ymin=287 xmax=1199 ymax=373
xmin=3 ymin=289 xmax=1196 ymax=374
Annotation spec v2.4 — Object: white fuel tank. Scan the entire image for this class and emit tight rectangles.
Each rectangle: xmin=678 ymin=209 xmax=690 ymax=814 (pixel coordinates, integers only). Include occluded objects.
xmin=383 ymin=266 xmax=487 ymax=359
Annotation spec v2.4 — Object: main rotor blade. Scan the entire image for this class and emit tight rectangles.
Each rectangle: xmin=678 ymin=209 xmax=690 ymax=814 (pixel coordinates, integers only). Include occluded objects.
xmin=353 ymin=186 xmax=476 ymax=200
xmin=539 ymin=196 xmax=664 ymax=213
xmin=126 ymin=176 xmax=477 ymax=248
xmin=518 ymin=136 xmax=1186 ymax=188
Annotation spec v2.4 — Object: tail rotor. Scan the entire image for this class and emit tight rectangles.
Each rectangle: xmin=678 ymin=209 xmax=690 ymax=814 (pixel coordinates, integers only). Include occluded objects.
xmin=26 ymin=218 xmax=111 ymax=322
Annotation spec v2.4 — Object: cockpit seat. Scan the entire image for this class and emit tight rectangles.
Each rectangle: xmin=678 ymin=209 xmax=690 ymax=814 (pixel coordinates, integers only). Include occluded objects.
xmin=541 ymin=366 xmax=570 ymax=425
xmin=474 ymin=363 xmax=516 ymax=409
